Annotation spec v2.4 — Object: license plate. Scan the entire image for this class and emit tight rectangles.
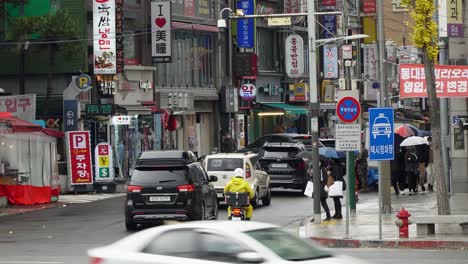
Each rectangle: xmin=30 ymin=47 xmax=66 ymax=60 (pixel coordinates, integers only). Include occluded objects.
xmin=149 ymin=196 xmax=171 ymax=202
xmin=271 ymin=163 xmax=287 ymax=168
xmin=232 ymin=217 xmax=242 ymax=221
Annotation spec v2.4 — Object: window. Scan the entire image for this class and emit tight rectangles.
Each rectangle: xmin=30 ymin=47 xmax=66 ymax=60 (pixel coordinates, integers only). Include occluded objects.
xmin=143 ymin=230 xmax=198 ymax=258
xmin=189 ymin=164 xmax=208 ymax=184
xmin=256 ymin=28 xmax=276 ymax=71
xmin=155 ymin=31 xmax=216 ymax=88
xmin=130 ymin=167 xmax=188 ymax=185
xmin=198 ymin=232 xmax=252 ymax=263
xmin=246 ymin=228 xmax=331 ymax=261
xmin=207 ymin=158 xmax=243 ymax=171
xmin=249 ymin=156 xmax=258 ymax=169
xmin=260 ymin=147 xmax=300 ymax=158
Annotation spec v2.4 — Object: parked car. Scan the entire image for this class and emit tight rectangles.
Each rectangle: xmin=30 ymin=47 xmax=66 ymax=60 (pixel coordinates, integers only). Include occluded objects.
xmin=258 ymin=142 xmax=309 ymax=192
xmin=125 ymin=150 xmax=218 ymax=231
xmin=203 ymin=153 xmax=271 ymax=207
xmin=319 ymin=138 xmax=335 ymax=148
xmin=238 ymin=133 xmax=323 ymax=153
xmin=88 ymin=221 xmax=368 ymax=264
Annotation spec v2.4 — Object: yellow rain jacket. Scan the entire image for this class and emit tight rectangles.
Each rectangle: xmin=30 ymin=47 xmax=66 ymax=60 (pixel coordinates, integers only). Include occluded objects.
xmin=224 ymin=177 xmax=254 ymax=199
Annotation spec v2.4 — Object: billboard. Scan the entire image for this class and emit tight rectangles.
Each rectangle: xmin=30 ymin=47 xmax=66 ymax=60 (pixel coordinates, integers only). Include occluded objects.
xmin=399 ymin=64 xmax=468 ymax=98
xmin=0 ymin=94 xmax=36 ymax=122
xmin=93 ymin=0 xmax=117 ymax=74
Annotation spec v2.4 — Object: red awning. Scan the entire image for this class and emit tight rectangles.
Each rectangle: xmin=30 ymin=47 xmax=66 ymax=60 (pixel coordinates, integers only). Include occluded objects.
xmin=42 ymin=128 xmax=64 ymax=138
xmin=0 ymin=113 xmax=43 ymax=132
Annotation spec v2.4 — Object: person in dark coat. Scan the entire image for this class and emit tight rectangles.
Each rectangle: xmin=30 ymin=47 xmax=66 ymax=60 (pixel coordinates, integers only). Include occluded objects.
xmin=221 ymin=132 xmax=236 ymax=153
xmin=405 ymin=146 xmax=419 ymax=193
xmin=329 ymin=159 xmax=345 ymax=219
xmin=311 ymin=159 xmax=332 ymax=222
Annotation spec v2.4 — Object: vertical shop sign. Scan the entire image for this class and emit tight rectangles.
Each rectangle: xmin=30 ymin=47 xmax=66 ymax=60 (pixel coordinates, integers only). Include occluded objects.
xmin=447 ymin=0 xmax=463 ymax=37
xmin=93 ymin=0 xmax=117 ymax=74
xmin=323 ymin=15 xmax=336 ymax=39
xmin=67 ymin=131 xmax=93 ymax=185
xmin=237 ymin=0 xmax=255 ymax=48
xmin=95 ymin=143 xmax=114 ymax=182
xmin=323 ymin=44 xmax=338 ymax=79
xmin=115 ymin=0 xmax=124 ymax=73
xmin=285 ymin=34 xmax=304 ymax=78
xmin=439 ymin=0 xmax=448 ymax=38
xmin=185 ymin=0 xmax=195 ymax=16
xmin=152 ymin=1 xmax=172 ymax=63
xmin=63 ymin=100 xmax=79 ymax=132
xmin=154 ymin=113 xmax=162 ymax=150
xmin=363 ymin=44 xmax=378 ymax=81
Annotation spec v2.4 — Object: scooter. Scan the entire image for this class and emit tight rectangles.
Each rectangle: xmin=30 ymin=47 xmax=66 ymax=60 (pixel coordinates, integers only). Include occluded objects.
xmin=225 ymin=192 xmax=250 ymax=221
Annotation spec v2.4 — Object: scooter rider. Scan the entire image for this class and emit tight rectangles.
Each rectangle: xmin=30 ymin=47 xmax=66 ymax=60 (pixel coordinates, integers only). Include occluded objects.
xmin=224 ymin=168 xmax=254 ymax=220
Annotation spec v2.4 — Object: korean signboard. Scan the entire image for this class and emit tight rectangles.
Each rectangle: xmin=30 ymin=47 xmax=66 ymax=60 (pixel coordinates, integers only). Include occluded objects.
xmin=112 ymin=115 xmax=132 ymax=125
xmin=237 ymin=0 xmax=255 ymax=49
xmin=323 ymin=44 xmax=338 ymax=79
xmin=115 ymin=0 xmax=124 ymax=73
xmin=239 ymin=83 xmax=257 ymax=101
xmin=67 ymin=131 xmax=93 ymax=185
xmin=284 ymin=0 xmax=305 ymax=24
xmin=362 ymin=0 xmax=376 ymax=13
xmin=447 ymin=0 xmax=463 ymax=37
xmin=86 ymin=104 xmax=114 ymax=116
xmin=363 ymin=43 xmax=378 ymax=81
xmin=399 ymin=64 xmax=468 ymax=98
xmin=289 ymin=83 xmax=309 ymax=102
xmin=95 ymin=143 xmax=114 ymax=182
xmin=93 ymin=0 xmax=117 ymax=74
xmin=335 ymin=124 xmax=361 ymax=152
xmin=0 ymin=94 xmax=36 ymax=122
xmin=323 ymin=15 xmax=336 ymax=39
xmin=152 ymin=1 xmax=172 ymax=63
xmin=285 ymin=34 xmax=304 ymax=78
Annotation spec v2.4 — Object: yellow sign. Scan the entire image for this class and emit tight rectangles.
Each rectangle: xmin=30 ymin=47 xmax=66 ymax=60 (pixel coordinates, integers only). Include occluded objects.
xmin=98 ymin=156 xmax=109 ymax=167
xmin=268 ymin=17 xmax=291 ymax=26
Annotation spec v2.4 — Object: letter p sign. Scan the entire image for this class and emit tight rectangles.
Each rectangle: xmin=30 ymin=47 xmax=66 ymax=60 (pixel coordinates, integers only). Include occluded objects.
xmin=72 ymin=134 xmax=87 ymax=149
xmin=74 ymin=74 xmax=91 ymax=91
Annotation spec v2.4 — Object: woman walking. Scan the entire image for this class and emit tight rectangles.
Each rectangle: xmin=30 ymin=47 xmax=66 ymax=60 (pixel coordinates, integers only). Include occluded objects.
xmin=329 ymin=159 xmax=345 ymax=220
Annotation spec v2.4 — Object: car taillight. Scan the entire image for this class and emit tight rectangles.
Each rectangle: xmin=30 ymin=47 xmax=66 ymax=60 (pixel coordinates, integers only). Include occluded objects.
xmin=232 ymin=208 xmax=241 ymax=215
xmin=177 ymin=184 xmax=195 ymax=192
xmin=127 ymin=185 xmax=143 ymax=193
xmin=297 ymin=160 xmax=306 ymax=170
xmin=245 ymin=171 xmax=251 ymax=178
xmin=89 ymin=257 xmax=103 ymax=264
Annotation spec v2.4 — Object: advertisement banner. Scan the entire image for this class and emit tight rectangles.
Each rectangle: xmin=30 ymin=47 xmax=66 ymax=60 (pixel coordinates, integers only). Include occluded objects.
xmin=95 ymin=143 xmax=114 ymax=182
xmin=237 ymin=0 xmax=255 ymax=48
xmin=67 ymin=131 xmax=93 ymax=185
xmin=363 ymin=43 xmax=378 ymax=81
xmin=438 ymin=0 xmax=448 ymax=37
xmin=285 ymin=34 xmax=304 ymax=78
xmin=447 ymin=0 xmax=463 ymax=37
xmin=93 ymin=0 xmax=117 ymax=74
xmin=0 ymin=94 xmax=36 ymax=122
xmin=323 ymin=15 xmax=336 ymax=39
xmin=399 ymin=64 xmax=468 ymax=98
xmin=323 ymin=44 xmax=338 ymax=79
xmin=152 ymin=1 xmax=172 ymax=63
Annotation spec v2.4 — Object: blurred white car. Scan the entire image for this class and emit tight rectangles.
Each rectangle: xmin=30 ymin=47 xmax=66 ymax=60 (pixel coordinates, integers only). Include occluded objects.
xmin=203 ymin=153 xmax=271 ymax=207
xmin=88 ymin=221 xmax=368 ymax=264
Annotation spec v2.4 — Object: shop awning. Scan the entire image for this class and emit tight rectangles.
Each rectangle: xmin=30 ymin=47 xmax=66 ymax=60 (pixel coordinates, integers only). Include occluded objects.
xmin=261 ymin=103 xmax=308 ymax=115
xmin=42 ymin=128 xmax=64 ymax=138
xmin=0 ymin=114 xmax=43 ymax=132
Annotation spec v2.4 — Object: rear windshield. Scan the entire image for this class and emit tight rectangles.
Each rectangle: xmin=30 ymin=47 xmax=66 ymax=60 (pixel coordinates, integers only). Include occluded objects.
xmin=131 ymin=167 xmax=188 ymax=185
xmin=207 ymin=158 xmax=243 ymax=171
xmin=261 ymin=147 xmax=300 ymax=158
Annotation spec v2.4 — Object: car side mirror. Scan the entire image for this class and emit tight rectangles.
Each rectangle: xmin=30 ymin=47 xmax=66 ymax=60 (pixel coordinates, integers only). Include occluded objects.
xmin=236 ymin=252 xmax=264 ymax=263
xmin=209 ymin=175 xmax=218 ymax=182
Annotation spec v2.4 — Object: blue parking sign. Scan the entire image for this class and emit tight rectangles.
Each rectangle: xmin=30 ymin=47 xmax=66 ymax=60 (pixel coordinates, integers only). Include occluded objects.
xmin=369 ymin=108 xmax=394 ymax=160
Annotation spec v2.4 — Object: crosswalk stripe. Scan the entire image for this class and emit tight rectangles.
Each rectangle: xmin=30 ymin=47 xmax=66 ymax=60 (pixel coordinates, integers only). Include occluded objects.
xmin=58 ymin=193 xmax=125 ymax=204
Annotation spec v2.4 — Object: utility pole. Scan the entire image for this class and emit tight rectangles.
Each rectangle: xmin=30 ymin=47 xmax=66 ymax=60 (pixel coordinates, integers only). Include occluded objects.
xmin=307 ymin=0 xmax=321 ymax=224
xmin=439 ymin=40 xmax=450 ymax=193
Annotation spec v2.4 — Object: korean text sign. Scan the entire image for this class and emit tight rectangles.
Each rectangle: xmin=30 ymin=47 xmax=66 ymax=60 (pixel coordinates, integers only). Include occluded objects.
xmin=93 ymin=0 xmax=117 ymax=74
xmin=369 ymin=108 xmax=394 ymax=161
xmin=323 ymin=44 xmax=338 ymax=79
xmin=152 ymin=1 xmax=172 ymax=63
xmin=399 ymin=64 xmax=468 ymax=98
xmin=0 ymin=94 xmax=36 ymax=122
xmin=285 ymin=34 xmax=304 ymax=78
xmin=67 ymin=131 xmax=93 ymax=185
xmin=237 ymin=0 xmax=254 ymax=48
xmin=95 ymin=143 xmax=114 ymax=182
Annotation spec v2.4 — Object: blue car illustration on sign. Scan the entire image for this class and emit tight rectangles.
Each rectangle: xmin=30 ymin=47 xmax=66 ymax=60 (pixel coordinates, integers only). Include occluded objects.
xmin=372 ymin=113 xmax=392 ymax=139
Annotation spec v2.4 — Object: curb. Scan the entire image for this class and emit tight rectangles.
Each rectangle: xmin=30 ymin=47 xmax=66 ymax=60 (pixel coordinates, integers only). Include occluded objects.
xmin=311 ymin=237 xmax=468 ymax=250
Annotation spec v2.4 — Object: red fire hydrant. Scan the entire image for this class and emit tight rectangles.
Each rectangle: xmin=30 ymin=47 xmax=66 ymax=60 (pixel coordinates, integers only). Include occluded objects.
xmin=395 ymin=208 xmax=412 ymax=238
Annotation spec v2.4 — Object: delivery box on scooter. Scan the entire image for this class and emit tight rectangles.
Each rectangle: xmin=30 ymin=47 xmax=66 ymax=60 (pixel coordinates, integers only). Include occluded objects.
xmin=225 ymin=192 xmax=250 ymax=207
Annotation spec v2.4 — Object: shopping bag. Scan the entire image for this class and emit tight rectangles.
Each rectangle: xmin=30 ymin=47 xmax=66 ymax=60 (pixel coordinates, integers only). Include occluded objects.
xmin=304 ymin=181 xmax=313 ymax=197
xmin=328 ymin=181 xmax=343 ymax=197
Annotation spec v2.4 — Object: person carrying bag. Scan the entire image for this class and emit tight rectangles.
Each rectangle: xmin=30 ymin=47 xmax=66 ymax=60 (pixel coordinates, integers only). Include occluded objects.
xmin=328 ymin=159 xmax=345 ymax=220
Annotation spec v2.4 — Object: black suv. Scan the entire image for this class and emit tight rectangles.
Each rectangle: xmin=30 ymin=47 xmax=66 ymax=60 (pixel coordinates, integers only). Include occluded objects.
xmin=125 ymin=150 xmax=218 ymax=231
xmin=258 ymin=142 xmax=308 ymax=192
xmin=238 ymin=133 xmax=324 ymax=153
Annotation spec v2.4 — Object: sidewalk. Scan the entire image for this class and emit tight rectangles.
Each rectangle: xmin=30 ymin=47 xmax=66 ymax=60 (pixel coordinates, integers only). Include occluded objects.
xmin=301 ymin=190 xmax=468 ymax=249
xmin=0 ymin=182 xmax=127 ymax=217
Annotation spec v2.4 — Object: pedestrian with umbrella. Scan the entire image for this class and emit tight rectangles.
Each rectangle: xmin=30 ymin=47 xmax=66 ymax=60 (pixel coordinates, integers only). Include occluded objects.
xmin=404 ymin=146 xmax=420 ymax=193
xmin=401 ymin=136 xmax=429 ymax=192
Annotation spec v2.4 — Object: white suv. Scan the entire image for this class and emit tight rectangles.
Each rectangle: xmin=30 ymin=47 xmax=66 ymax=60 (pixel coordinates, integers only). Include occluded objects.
xmin=203 ymin=153 xmax=271 ymax=207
